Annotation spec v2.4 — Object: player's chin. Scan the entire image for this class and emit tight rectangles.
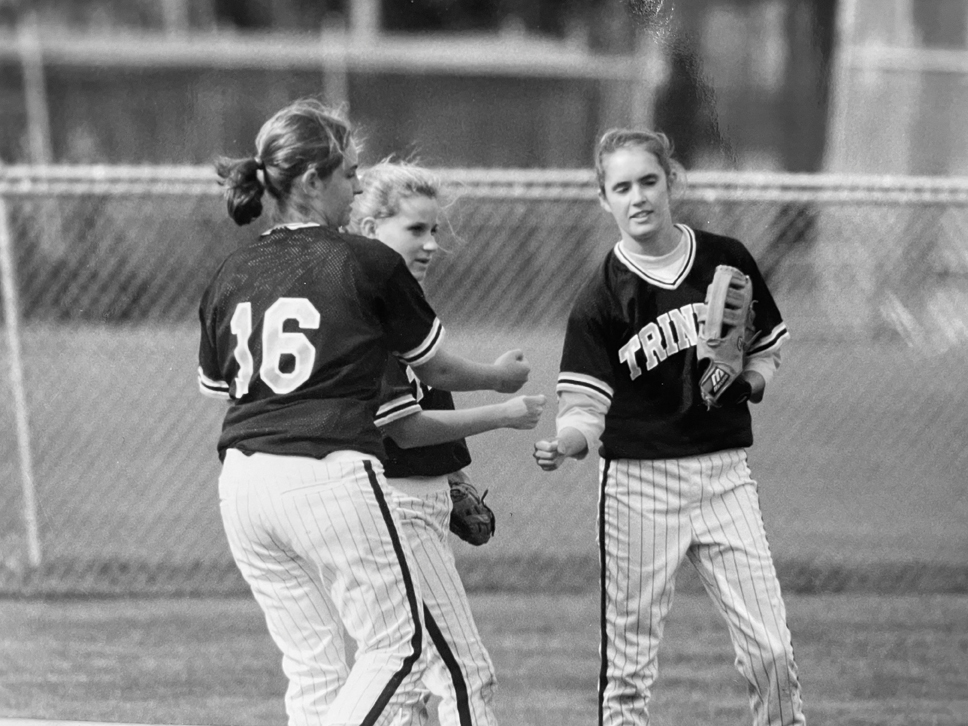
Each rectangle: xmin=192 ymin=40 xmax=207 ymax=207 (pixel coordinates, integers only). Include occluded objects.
xmin=627 ymin=219 xmax=655 ymax=236
xmin=409 ymin=266 xmax=428 ymax=282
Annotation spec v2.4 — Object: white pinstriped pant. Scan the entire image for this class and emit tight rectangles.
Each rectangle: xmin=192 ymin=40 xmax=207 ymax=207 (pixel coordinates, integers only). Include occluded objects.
xmin=218 ymin=449 xmax=427 ymax=726
xmin=387 ymin=475 xmax=498 ymax=726
xmin=599 ymin=448 xmax=805 ymax=726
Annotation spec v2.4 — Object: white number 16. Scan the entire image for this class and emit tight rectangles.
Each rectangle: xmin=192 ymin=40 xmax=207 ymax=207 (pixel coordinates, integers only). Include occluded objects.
xmin=229 ymin=297 xmax=321 ymax=397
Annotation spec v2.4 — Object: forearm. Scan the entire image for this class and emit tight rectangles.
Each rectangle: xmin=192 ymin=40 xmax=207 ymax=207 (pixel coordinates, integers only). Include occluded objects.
xmin=555 ymin=388 xmax=607 ymax=459
xmin=412 ymin=348 xmax=503 ymax=392
xmin=384 ymin=404 xmax=518 ymax=448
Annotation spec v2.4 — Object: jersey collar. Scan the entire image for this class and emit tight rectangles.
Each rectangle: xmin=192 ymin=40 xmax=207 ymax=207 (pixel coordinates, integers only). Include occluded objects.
xmin=261 ymin=222 xmax=321 ymax=236
xmin=613 ymin=224 xmax=696 ymax=289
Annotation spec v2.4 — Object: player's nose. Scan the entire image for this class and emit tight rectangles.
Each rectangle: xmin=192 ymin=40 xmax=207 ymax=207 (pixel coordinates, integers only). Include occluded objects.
xmin=630 ymin=183 xmax=648 ymax=204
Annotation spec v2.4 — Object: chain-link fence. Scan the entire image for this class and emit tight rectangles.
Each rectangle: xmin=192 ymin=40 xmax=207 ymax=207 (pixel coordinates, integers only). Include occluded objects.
xmin=1 ymin=166 xmax=966 ymax=597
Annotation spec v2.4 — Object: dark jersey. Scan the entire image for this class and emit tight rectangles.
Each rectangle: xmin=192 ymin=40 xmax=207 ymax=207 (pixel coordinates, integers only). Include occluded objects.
xmin=197 ymin=223 xmax=443 ymax=462
xmin=374 ymin=358 xmax=472 ymax=479
xmin=558 ymin=225 xmax=789 ymax=460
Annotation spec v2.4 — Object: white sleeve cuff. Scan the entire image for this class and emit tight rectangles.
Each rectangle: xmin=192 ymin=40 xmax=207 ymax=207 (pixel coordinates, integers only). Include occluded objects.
xmin=744 ymin=345 xmax=782 ymax=388
xmin=556 ymin=388 xmax=608 ymax=458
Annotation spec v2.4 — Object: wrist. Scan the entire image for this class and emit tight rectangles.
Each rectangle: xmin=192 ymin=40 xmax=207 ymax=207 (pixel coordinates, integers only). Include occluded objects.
xmin=489 ymin=364 xmax=505 ymax=392
xmin=557 ymin=427 xmax=589 ymax=458
xmin=492 ymin=402 xmax=513 ymax=428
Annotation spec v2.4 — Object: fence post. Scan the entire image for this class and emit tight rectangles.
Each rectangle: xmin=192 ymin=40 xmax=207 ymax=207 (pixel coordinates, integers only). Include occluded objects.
xmin=0 ymin=195 xmax=42 ymax=568
xmin=19 ymin=12 xmax=52 ymax=166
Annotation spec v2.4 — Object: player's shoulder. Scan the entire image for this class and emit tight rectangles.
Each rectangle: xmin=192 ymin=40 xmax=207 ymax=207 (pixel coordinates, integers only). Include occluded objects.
xmin=569 ymin=246 xmax=624 ymax=314
xmin=280 ymin=224 xmax=407 ymax=279
xmin=340 ymin=229 xmax=411 ymax=274
xmin=691 ymin=227 xmax=749 ymax=255
xmin=690 ymin=227 xmax=756 ymax=268
xmin=253 ymin=223 xmax=387 ymax=253
xmin=382 ymin=354 xmax=410 ymax=384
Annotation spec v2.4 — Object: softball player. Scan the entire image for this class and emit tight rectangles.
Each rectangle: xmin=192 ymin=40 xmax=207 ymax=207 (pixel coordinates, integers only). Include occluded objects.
xmin=533 ymin=129 xmax=806 ymax=726
xmin=197 ymin=100 xmax=530 ymax=726
xmin=350 ymin=160 xmax=546 ymax=726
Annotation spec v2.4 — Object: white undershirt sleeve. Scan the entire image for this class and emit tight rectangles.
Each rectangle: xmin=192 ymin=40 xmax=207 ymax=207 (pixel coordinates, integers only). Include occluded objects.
xmin=744 ymin=341 xmax=783 ymax=388
xmin=555 ymin=388 xmax=609 ymax=459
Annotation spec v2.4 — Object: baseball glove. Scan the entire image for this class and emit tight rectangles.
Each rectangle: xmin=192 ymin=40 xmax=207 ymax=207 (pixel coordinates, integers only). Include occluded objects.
xmin=448 ymin=470 xmax=495 ymax=546
xmin=697 ymin=265 xmax=755 ymax=409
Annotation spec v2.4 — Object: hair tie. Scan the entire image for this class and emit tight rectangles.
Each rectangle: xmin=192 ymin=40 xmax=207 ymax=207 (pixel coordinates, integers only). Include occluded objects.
xmin=253 ymin=156 xmax=267 ymax=187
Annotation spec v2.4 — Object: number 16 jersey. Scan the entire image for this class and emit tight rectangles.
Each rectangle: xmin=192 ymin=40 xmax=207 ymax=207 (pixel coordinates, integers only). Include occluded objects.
xmin=197 ymin=223 xmax=444 ymax=462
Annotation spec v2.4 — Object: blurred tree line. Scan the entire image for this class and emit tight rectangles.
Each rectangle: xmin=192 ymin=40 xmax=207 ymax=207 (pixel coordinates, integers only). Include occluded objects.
xmin=0 ymin=0 xmax=838 ymax=172
xmin=0 ymin=0 xmax=624 ymax=41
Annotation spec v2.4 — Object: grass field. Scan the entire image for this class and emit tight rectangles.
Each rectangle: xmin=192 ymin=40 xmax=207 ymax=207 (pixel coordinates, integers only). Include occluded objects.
xmin=2 ymin=322 xmax=967 ymax=723
xmin=1 ymin=325 xmax=967 ymax=724
xmin=1 ymin=324 xmax=966 ymax=595
xmin=2 ymin=591 xmax=967 ymax=726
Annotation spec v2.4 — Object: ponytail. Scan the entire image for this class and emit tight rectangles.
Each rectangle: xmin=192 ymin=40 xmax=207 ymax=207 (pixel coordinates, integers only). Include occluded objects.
xmin=216 ymin=156 xmax=265 ymax=226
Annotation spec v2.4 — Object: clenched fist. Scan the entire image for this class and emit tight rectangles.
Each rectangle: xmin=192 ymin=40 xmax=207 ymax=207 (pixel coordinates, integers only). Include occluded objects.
xmin=493 ymin=349 xmax=530 ymax=393
xmin=501 ymin=394 xmax=546 ymax=429
xmin=533 ymin=427 xmax=589 ymax=472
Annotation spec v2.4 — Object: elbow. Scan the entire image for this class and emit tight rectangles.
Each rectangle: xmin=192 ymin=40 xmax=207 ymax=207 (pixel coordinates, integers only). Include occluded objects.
xmin=414 ymin=371 xmax=444 ymax=391
xmin=381 ymin=422 xmax=422 ymax=449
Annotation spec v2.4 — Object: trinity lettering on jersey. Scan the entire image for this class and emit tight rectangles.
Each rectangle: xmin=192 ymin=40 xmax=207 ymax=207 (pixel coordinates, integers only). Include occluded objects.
xmin=618 ymin=302 xmax=707 ymax=379
xmin=557 ymin=226 xmax=790 ymax=460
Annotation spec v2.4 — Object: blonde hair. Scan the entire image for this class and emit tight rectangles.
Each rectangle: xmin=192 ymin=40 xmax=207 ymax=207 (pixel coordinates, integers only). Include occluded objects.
xmin=349 ymin=158 xmax=445 ymax=232
xmin=215 ymin=98 xmax=355 ymax=226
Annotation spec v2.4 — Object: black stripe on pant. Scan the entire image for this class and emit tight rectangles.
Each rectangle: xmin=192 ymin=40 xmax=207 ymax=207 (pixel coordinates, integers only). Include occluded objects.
xmin=361 ymin=460 xmax=424 ymax=726
xmin=424 ymin=604 xmax=474 ymax=726
xmin=597 ymin=458 xmax=612 ymax=726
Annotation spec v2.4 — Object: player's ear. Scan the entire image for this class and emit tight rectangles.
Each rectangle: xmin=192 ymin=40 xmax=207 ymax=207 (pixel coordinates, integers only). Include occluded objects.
xmin=302 ymin=167 xmax=322 ymax=190
xmin=597 ymin=189 xmax=611 ymax=214
xmin=359 ymin=216 xmax=379 ymax=238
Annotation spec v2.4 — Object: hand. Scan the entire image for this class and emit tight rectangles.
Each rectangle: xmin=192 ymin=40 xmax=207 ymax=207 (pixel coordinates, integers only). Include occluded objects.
xmin=533 ymin=438 xmax=568 ymax=471
xmin=718 ymin=377 xmax=752 ymax=405
xmin=501 ymin=394 xmax=547 ymax=430
xmin=493 ymin=349 xmax=530 ymax=393
xmin=720 ymin=371 xmax=765 ymax=405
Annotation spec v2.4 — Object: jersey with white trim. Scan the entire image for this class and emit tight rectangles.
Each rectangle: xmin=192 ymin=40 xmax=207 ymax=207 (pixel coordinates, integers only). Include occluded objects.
xmin=558 ymin=226 xmax=789 ymax=460
xmin=374 ymin=358 xmax=472 ymax=478
xmin=198 ymin=224 xmax=443 ymax=462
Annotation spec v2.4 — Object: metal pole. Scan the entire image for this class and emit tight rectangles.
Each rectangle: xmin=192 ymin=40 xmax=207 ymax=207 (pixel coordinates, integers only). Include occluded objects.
xmin=823 ymin=0 xmax=859 ymax=172
xmin=630 ymin=24 xmax=670 ymax=131
xmin=0 ymin=196 xmax=42 ymax=568
xmin=161 ymin=0 xmax=190 ymax=36
xmin=18 ymin=11 xmax=53 ymax=165
xmin=349 ymin=0 xmax=380 ymax=41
